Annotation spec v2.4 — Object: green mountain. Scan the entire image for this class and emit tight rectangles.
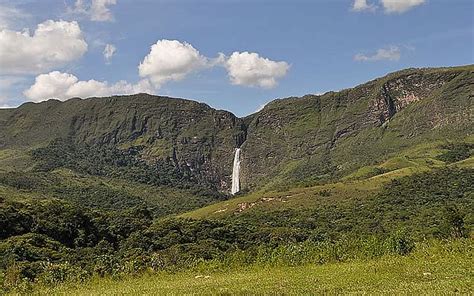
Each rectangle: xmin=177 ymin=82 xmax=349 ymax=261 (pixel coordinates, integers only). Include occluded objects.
xmin=0 ymin=65 xmax=473 ymax=293
xmin=0 ymin=94 xmax=246 ymax=192
xmin=1 ymin=65 xmax=472 ymax=194
xmin=240 ymin=65 xmax=473 ymax=189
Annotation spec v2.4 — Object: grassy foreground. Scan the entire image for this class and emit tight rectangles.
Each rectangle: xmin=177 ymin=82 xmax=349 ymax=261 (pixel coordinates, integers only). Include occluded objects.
xmin=28 ymin=240 xmax=473 ymax=295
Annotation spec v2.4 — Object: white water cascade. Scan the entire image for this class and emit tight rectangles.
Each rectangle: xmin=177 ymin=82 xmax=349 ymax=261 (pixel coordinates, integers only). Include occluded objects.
xmin=231 ymin=148 xmax=241 ymax=195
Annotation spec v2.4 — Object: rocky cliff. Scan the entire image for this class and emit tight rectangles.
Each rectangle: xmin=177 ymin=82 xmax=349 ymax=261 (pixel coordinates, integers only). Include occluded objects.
xmin=0 ymin=94 xmax=246 ymax=191
xmin=0 ymin=66 xmax=472 ymax=193
xmin=239 ymin=66 xmax=473 ymax=189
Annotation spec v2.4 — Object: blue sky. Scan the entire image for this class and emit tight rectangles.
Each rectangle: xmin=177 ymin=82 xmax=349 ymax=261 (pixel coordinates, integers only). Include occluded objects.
xmin=0 ymin=0 xmax=473 ymax=116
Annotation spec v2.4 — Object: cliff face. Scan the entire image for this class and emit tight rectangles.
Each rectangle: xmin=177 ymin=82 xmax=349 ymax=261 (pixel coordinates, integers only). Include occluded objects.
xmin=239 ymin=66 xmax=473 ymax=189
xmin=0 ymin=66 xmax=472 ymax=193
xmin=0 ymin=94 xmax=246 ymax=191
xmin=371 ymin=70 xmax=460 ymax=125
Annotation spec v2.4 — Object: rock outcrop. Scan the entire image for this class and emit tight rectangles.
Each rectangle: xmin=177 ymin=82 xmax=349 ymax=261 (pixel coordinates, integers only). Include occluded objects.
xmin=0 ymin=66 xmax=472 ymax=193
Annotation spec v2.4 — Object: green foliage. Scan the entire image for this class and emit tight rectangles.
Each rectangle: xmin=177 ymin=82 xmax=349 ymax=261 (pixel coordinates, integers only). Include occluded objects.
xmin=373 ymin=168 xmax=473 ymax=238
xmin=32 ymin=138 xmax=223 ymax=199
xmin=1 ymin=167 xmax=472 ymax=292
xmin=32 ymin=238 xmax=473 ymax=295
xmin=437 ymin=142 xmax=474 ymax=163
xmin=0 ymin=66 xmax=473 ymax=293
xmin=0 ymin=170 xmax=221 ymax=218
xmin=439 ymin=205 xmax=468 ymax=239
xmin=0 ymin=94 xmax=244 ymax=193
xmin=204 ymin=167 xmax=473 ymax=245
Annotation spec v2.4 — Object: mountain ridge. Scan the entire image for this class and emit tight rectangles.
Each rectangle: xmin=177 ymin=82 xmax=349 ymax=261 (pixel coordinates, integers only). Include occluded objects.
xmin=0 ymin=64 xmax=472 ymax=193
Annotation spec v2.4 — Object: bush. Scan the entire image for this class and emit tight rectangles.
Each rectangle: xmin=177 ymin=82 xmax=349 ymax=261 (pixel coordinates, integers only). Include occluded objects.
xmin=437 ymin=143 xmax=473 ymax=163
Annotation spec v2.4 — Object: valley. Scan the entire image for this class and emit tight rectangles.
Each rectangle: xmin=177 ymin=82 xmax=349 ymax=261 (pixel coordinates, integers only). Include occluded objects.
xmin=0 ymin=65 xmax=473 ymax=294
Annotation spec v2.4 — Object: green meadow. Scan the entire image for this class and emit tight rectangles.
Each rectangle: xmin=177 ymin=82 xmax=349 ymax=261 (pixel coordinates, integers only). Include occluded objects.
xmin=26 ymin=239 xmax=473 ymax=295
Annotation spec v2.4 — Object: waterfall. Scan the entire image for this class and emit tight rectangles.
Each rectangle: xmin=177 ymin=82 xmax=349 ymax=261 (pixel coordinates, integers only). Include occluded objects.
xmin=231 ymin=148 xmax=241 ymax=195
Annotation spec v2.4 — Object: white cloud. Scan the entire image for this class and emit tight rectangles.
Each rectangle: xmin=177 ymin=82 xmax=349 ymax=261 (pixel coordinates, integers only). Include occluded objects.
xmin=71 ymin=0 xmax=117 ymax=22
xmin=0 ymin=20 xmax=87 ymax=75
xmin=138 ymin=40 xmax=290 ymax=90
xmin=352 ymin=0 xmax=425 ymax=13
xmin=352 ymin=0 xmax=376 ymax=12
xmin=223 ymin=52 xmax=290 ymax=89
xmin=90 ymin=0 xmax=117 ymax=21
xmin=24 ymin=71 xmax=153 ymax=102
xmin=103 ymin=43 xmax=116 ymax=63
xmin=138 ymin=39 xmax=208 ymax=88
xmin=24 ymin=71 xmax=77 ymax=101
xmin=381 ymin=0 xmax=425 ymax=13
xmin=354 ymin=46 xmax=401 ymax=62
xmin=17 ymin=38 xmax=290 ymax=99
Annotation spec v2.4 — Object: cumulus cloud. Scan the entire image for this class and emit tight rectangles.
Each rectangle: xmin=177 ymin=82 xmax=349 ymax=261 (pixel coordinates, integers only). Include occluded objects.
xmin=24 ymin=71 xmax=153 ymax=102
xmin=138 ymin=40 xmax=290 ymax=89
xmin=0 ymin=20 xmax=87 ymax=75
xmin=20 ymin=38 xmax=290 ymax=103
xmin=381 ymin=0 xmax=425 ymax=13
xmin=352 ymin=0 xmax=376 ymax=12
xmin=71 ymin=0 xmax=117 ymax=22
xmin=138 ymin=39 xmax=208 ymax=88
xmin=354 ymin=46 xmax=401 ymax=62
xmin=103 ymin=43 xmax=116 ymax=63
xmin=223 ymin=52 xmax=290 ymax=89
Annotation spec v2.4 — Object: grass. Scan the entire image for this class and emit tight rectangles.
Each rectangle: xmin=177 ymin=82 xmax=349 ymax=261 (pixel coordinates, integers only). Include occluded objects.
xmin=183 ymin=158 xmax=428 ymax=219
xmin=0 ymin=149 xmax=33 ymax=172
xmin=454 ymin=156 xmax=474 ymax=168
xmin=28 ymin=239 xmax=473 ymax=295
xmin=183 ymin=139 xmax=473 ymax=220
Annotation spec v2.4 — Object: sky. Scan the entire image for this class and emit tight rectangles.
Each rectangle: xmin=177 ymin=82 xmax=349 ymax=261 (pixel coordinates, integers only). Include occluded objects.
xmin=0 ymin=0 xmax=473 ymax=116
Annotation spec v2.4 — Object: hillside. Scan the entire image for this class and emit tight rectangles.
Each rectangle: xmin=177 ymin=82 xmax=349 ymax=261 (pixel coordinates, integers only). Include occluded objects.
xmin=30 ymin=239 xmax=474 ymax=295
xmin=0 ymin=65 xmax=473 ymax=293
xmin=1 ymin=66 xmax=472 ymax=195
xmin=240 ymin=66 xmax=473 ymax=189
xmin=0 ymin=94 xmax=246 ymax=193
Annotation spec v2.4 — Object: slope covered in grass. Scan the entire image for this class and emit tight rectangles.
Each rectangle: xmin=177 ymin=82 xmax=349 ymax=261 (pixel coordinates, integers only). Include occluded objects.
xmin=29 ymin=239 xmax=473 ymax=295
xmin=2 ymin=166 xmax=472 ymax=293
xmin=239 ymin=66 xmax=474 ymax=190
xmin=184 ymin=139 xmax=473 ymax=220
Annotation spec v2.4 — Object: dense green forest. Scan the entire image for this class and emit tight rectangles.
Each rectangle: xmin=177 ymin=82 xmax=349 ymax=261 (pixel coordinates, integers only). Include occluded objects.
xmin=32 ymin=137 xmax=223 ymax=199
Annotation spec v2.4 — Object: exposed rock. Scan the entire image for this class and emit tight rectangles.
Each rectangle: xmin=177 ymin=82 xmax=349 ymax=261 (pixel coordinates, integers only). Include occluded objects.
xmin=0 ymin=66 xmax=472 ymax=194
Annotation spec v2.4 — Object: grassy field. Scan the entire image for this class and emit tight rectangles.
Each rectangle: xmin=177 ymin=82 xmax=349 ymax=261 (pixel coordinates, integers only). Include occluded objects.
xmin=183 ymin=164 xmax=433 ymax=219
xmin=28 ymin=239 xmax=473 ymax=295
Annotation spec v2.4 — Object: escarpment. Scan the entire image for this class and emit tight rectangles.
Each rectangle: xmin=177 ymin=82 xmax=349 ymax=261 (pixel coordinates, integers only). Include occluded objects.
xmin=0 ymin=66 xmax=472 ymax=193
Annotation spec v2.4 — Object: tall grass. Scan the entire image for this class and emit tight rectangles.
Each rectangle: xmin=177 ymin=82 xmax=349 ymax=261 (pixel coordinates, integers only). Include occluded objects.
xmin=21 ymin=238 xmax=474 ymax=295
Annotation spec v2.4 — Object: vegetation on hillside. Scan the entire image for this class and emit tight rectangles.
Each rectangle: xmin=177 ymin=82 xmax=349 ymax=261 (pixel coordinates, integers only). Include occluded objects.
xmin=0 ymin=66 xmax=472 ymax=294
xmin=32 ymin=239 xmax=474 ymax=295
xmin=240 ymin=66 xmax=473 ymax=190
xmin=1 ymin=66 xmax=472 ymax=192
xmin=436 ymin=142 xmax=474 ymax=163
xmin=1 ymin=167 xmax=472 ymax=293
xmin=31 ymin=137 xmax=224 ymax=199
